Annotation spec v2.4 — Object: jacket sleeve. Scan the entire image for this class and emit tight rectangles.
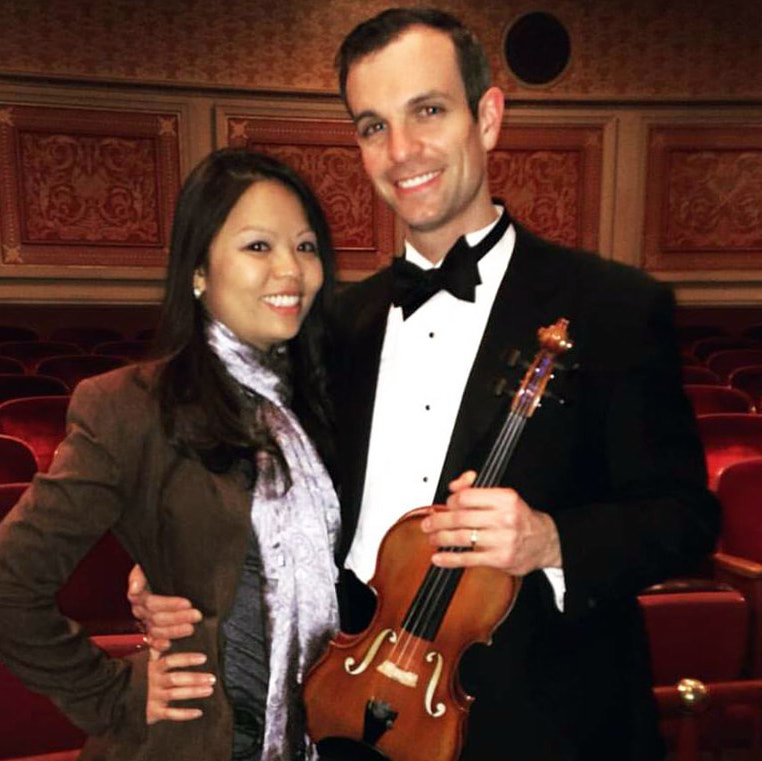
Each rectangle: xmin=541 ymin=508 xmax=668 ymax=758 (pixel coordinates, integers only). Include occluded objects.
xmin=0 ymin=376 xmax=148 ymax=737
xmin=552 ymin=282 xmax=720 ymax=618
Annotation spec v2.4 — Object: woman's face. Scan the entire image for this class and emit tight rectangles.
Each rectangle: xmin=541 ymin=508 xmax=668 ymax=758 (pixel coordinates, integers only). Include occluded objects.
xmin=195 ymin=179 xmax=324 ymax=350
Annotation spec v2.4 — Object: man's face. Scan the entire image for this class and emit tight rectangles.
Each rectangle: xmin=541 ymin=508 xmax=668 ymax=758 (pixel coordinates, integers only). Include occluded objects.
xmin=345 ymin=26 xmax=497 ymax=250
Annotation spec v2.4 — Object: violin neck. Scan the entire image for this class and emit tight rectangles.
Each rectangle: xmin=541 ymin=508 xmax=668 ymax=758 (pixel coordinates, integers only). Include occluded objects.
xmin=473 ymin=410 xmax=527 ymax=489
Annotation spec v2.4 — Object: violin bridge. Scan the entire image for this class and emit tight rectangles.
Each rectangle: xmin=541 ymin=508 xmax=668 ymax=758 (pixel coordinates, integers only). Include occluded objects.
xmin=377 ymin=659 xmax=418 ymax=688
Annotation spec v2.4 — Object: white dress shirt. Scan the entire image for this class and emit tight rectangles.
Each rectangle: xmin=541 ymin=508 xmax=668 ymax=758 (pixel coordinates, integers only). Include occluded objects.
xmin=344 ymin=206 xmax=566 ymax=610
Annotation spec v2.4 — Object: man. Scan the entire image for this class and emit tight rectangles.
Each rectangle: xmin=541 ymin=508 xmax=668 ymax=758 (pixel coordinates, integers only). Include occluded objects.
xmin=133 ymin=9 xmax=719 ymax=761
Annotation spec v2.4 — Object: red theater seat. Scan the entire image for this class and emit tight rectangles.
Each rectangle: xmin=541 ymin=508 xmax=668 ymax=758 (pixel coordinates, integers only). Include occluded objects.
xmin=0 ymin=634 xmax=143 ymax=760
xmin=640 ymin=588 xmax=748 ymax=685
xmin=0 ymin=396 xmax=69 ymax=472
xmin=696 ymin=413 xmax=762 ymax=490
xmin=93 ymin=340 xmax=151 ymax=362
xmin=677 ymin=324 xmax=729 ymax=348
xmin=0 ymin=374 xmax=69 ymax=404
xmin=134 ymin=327 xmax=156 ymax=341
xmin=0 ymin=482 xmax=136 ymax=635
xmin=56 ymin=531 xmax=137 ymax=635
xmin=0 ymin=357 xmax=25 ymax=375
xmin=729 ymin=365 xmax=762 ymax=411
xmin=692 ymin=337 xmax=761 ymax=363
xmin=707 ymin=349 xmax=762 ymax=383
xmin=640 ymin=587 xmax=762 ymax=759
xmin=653 ymin=680 xmax=762 ymax=761
xmin=35 ymin=355 xmax=126 ymax=392
xmin=0 ymin=482 xmax=27 ymax=517
xmin=713 ymin=458 xmax=762 ymax=677
xmin=0 ymin=326 xmax=39 ymax=343
xmin=742 ymin=324 xmax=762 ymax=342
xmin=49 ymin=327 xmax=124 ymax=353
xmin=682 ymin=365 xmax=721 ymax=385
xmin=684 ymin=385 xmax=755 ymax=415
xmin=0 ymin=436 xmax=37 ymax=484
xmin=0 ymin=342 xmax=83 ymax=374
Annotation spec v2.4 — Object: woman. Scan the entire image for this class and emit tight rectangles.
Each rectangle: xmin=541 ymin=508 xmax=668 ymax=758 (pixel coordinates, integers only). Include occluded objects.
xmin=0 ymin=148 xmax=340 ymax=761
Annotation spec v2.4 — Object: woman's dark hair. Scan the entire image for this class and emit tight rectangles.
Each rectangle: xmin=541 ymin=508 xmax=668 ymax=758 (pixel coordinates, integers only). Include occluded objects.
xmin=154 ymin=147 xmax=336 ymax=487
xmin=336 ymin=7 xmax=491 ymax=119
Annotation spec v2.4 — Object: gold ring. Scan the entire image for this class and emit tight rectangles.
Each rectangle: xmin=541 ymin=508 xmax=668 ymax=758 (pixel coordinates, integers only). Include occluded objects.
xmin=470 ymin=528 xmax=479 ymax=549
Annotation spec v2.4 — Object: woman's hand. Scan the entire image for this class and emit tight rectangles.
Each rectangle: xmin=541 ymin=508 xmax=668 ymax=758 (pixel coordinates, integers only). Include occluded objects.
xmin=147 ymin=651 xmax=216 ymax=724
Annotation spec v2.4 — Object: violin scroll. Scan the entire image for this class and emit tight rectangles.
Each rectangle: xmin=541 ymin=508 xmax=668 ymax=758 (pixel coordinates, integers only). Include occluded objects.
xmin=511 ymin=318 xmax=572 ymax=418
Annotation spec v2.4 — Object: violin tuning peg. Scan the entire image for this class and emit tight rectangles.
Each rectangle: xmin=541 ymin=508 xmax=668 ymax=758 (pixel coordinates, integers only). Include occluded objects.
xmin=502 ymin=348 xmax=522 ymax=367
xmin=493 ymin=377 xmax=511 ymax=397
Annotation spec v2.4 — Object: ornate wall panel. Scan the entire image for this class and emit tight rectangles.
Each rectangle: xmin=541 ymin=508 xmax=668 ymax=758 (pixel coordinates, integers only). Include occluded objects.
xmin=0 ymin=105 xmax=180 ymax=268
xmin=643 ymin=126 xmax=762 ymax=272
xmin=490 ymin=125 xmax=603 ymax=250
xmin=224 ymin=115 xmax=396 ymax=278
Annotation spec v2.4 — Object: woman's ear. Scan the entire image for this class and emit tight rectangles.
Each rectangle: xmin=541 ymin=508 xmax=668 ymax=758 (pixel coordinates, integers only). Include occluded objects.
xmin=192 ymin=269 xmax=206 ymax=300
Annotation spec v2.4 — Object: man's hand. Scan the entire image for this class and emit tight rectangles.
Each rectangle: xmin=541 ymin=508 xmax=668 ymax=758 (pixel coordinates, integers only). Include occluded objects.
xmin=127 ymin=565 xmax=203 ymax=652
xmin=147 ymin=651 xmax=216 ymax=724
xmin=420 ymin=471 xmax=562 ymax=575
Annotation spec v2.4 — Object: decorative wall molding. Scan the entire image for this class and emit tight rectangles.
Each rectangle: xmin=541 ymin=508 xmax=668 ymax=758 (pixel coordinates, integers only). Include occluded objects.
xmin=644 ymin=124 xmax=762 ymax=272
xmin=0 ymin=104 xmax=181 ymax=271
xmin=490 ymin=123 xmax=605 ymax=251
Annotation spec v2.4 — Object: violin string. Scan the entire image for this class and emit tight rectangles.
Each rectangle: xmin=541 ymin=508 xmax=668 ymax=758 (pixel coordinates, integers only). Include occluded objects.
xmin=391 ymin=406 xmax=529 ymax=672
xmin=478 ymin=412 xmax=525 ymax=486
xmin=389 ymin=560 xmax=443 ymax=666
xmin=387 ymin=354 xmax=552 ymax=675
xmin=480 ymin=416 xmax=528 ymax=486
xmin=393 ymin=397 xmax=531 ymax=665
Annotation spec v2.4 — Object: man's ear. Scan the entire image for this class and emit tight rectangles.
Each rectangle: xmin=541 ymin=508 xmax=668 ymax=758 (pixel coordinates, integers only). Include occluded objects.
xmin=477 ymin=86 xmax=505 ymax=152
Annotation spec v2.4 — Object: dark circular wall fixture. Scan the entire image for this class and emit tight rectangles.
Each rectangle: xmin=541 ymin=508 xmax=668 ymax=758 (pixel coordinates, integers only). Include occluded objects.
xmin=504 ymin=11 xmax=571 ymax=86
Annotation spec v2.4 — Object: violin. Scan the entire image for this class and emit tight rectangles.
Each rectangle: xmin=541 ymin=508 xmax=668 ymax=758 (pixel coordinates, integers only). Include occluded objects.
xmin=305 ymin=318 xmax=573 ymax=761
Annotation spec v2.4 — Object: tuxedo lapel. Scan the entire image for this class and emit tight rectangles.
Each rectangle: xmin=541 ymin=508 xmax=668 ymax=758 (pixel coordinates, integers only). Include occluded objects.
xmin=435 ymin=225 xmax=569 ymax=500
xmin=334 ymin=270 xmax=393 ymax=555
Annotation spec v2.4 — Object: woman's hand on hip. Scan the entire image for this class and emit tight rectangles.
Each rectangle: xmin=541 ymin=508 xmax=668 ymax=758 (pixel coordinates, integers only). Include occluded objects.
xmin=147 ymin=651 xmax=216 ymax=724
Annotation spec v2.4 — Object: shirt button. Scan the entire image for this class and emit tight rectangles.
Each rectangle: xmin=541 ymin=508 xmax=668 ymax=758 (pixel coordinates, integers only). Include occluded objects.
xmin=429 ymin=332 xmax=435 ymax=338
xmin=423 ymin=476 xmax=429 ymax=483
xmin=425 ymin=404 xmax=431 ymax=411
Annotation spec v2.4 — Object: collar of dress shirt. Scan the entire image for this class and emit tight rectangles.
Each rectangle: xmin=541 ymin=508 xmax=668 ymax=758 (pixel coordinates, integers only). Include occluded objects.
xmin=402 ymin=205 xmax=506 ymax=271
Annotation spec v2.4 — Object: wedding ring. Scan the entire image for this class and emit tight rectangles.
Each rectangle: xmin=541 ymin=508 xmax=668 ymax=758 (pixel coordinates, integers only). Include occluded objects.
xmin=470 ymin=528 xmax=479 ymax=549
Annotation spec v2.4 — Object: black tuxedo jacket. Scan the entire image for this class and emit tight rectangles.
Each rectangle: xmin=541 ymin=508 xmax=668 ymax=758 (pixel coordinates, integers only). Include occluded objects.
xmin=328 ymin=222 xmax=719 ymax=761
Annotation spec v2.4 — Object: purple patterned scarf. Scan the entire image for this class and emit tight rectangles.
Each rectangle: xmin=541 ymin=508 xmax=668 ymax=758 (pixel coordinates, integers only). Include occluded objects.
xmin=208 ymin=320 xmax=340 ymax=760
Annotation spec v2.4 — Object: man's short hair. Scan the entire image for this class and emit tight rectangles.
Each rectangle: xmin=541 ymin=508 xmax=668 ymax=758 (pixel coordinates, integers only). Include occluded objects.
xmin=336 ymin=7 xmax=492 ymax=120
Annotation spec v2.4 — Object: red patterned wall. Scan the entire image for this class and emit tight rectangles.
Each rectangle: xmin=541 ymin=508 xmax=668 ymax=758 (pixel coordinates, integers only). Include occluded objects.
xmin=489 ymin=126 xmax=603 ymax=250
xmin=644 ymin=126 xmax=762 ymax=271
xmin=0 ymin=106 xmax=180 ymax=267
xmin=0 ymin=0 xmax=759 ymax=100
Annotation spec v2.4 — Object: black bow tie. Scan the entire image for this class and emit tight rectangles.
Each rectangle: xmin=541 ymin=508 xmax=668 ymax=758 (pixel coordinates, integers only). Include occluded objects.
xmin=391 ymin=209 xmax=510 ymax=319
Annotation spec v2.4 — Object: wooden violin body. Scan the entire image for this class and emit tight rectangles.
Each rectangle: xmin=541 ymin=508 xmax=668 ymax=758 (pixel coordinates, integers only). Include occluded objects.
xmin=304 ymin=508 xmax=520 ymax=761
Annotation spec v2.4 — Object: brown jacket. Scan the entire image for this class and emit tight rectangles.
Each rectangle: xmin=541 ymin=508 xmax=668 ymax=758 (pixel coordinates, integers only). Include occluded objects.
xmin=0 ymin=363 xmax=254 ymax=760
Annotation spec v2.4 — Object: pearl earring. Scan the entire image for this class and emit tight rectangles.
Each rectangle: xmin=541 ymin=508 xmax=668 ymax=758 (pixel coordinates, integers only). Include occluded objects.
xmin=193 ymin=285 xmax=202 ymax=299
